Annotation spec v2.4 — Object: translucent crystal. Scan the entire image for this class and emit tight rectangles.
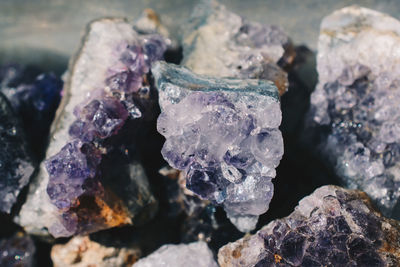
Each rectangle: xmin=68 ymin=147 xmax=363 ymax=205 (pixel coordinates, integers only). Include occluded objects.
xmin=153 ymin=61 xmax=283 ymax=232
xmin=307 ymin=6 xmax=400 ymax=218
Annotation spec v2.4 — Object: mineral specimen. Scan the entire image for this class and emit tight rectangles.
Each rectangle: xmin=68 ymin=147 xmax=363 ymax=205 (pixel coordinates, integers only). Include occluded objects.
xmin=51 ymin=236 xmax=141 ymax=267
xmin=218 ymin=185 xmax=400 ymax=266
xmin=16 ymin=17 xmax=166 ymax=237
xmin=306 ymin=6 xmax=400 ymax=219
xmin=182 ymin=0 xmax=294 ymax=95
xmin=0 ymin=64 xmax=63 ymax=159
xmin=133 ymin=241 xmax=218 ymax=267
xmin=0 ymin=232 xmax=36 ymax=267
xmin=0 ymin=92 xmax=35 ymax=213
xmin=153 ymin=61 xmax=283 ymax=232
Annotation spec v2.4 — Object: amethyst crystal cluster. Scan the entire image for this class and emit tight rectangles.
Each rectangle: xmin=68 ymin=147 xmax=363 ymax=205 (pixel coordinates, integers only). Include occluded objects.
xmin=182 ymin=0 xmax=293 ymax=95
xmin=218 ymin=185 xmax=400 ymax=266
xmin=153 ymin=61 xmax=283 ymax=232
xmin=307 ymin=6 xmax=400 ymax=219
xmin=16 ymin=18 xmax=166 ymax=237
xmin=44 ymin=21 xmax=166 ymax=236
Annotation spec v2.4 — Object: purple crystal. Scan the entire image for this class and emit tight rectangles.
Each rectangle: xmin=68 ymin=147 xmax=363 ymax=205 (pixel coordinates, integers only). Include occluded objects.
xmin=45 ymin=30 xmax=166 ymax=236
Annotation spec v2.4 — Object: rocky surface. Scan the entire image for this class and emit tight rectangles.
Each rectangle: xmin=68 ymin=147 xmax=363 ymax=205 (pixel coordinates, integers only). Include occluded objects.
xmin=0 ymin=232 xmax=36 ymax=267
xmin=0 ymin=64 xmax=63 ymax=159
xmin=51 ymin=236 xmax=141 ymax=267
xmin=306 ymin=6 xmax=400 ymax=219
xmin=0 ymin=92 xmax=35 ymax=214
xmin=182 ymin=0 xmax=294 ymax=95
xmin=153 ymin=61 xmax=283 ymax=232
xmin=16 ymin=18 xmax=166 ymax=238
xmin=133 ymin=241 xmax=218 ymax=267
xmin=218 ymin=185 xmax=400 ymax=266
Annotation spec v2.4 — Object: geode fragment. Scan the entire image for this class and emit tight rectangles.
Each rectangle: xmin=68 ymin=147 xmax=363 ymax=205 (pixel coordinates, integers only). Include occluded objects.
xmin=133 ymin=241 xmax=218 ymax=267
xmin=0 ymin=232 xmax=36 ymax=267
xmin=153 ymin=61 xmax=283 ymax=232
xmin=218 ymin=185 xmax=400 ymax=266
xmin=182 ymin=0 xmax=293 ymax=95
xmin=306 ymin=6 xmax=400 ymax=218
xmin=0 ymin=92 xmax=35 ymax=213
xmin=16 ymin=17 xmax=167 ymax=237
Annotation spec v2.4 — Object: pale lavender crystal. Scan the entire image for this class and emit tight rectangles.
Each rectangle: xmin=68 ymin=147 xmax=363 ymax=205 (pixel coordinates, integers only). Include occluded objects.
xmin=307 ymin=6 xmax=400 ymax=219
xmin=44 ymin=28 xmax=166 ymax=236
xmin=153 ymin=62 xmax=283 ymax=232
xmin=218 ymin=185 xmax=400 ymax=266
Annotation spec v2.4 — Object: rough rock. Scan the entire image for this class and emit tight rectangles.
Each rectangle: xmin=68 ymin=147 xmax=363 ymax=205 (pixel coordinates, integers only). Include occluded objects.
xmin=306 ymin=6 xmax=400 ymax=219
xmin=0 ymin=92 xmax=35 ymax=213
xmin=16 ymin=17 xmax=166 ymax=237
xmin=218 ymin=185 xmax=400 ymax=267
xmin=153 ymin=61 xmax=283 ymax=232
xmin=51 ymin=236 xmax=141 ymax=267
xmin=0 ymin=64 xmax=63 ymax=159
xmin=182 ymin=0 xmax=294 ymax=95
xmin=133 ymin=241 xmax=218 ymax=267
xmin=0 ymin=232 xmax=36 ymax=267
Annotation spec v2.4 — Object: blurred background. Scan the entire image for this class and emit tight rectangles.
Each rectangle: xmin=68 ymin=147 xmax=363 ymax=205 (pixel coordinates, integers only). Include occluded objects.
xmin=1 ymin=0 xmax=400 ymax=71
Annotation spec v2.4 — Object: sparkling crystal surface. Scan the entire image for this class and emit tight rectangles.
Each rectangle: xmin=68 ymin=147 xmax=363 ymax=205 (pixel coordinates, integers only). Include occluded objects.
xmin=0 ymin=92 xmax=35 ymax=213
xmin=133 ymin=241 xmax=218 ymax=267
xmin=307 ymin=6 xmax=400 ymax=218
xmin=153 ymin=61 xmax=283 ymax=232
xmin=182 ymin=0 xmax=292 ymax=95
xmin=218 ymin=185 xmax=400 ymax=267
xmin=16 ymin=18 xmax=166 ymax=237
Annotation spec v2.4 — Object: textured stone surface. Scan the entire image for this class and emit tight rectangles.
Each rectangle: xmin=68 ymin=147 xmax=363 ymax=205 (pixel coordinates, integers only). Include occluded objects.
xmin=0 ymin=232 xmax=36 ymax=267
xmin=182 ymin=0 xmax=293 ymax=95
xmin=133 ymin=241 xmax=218 ymax=267
xmin=0 ymin=64 xmax=63 ymax=159
xmin=16 ymin=18 xmax=166 ymax=237
xmin=306 ymin=6 xmax=400 ymax=219
xmin=0 ymin=92 xmax=35 ymax=213
xmin=153 ymin=61 xmax=283 ymax=232
xmin=51 ymin=236 xmax=141 ymax=267
xmin=218 ymin=185 xmax=400 ymax=266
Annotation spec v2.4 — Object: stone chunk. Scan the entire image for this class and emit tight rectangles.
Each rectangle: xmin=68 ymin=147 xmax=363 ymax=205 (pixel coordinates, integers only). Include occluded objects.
xmin=218 ymin=185 xmax=400 ymax=267
xmin=153 ymin=61 xmax=283 ymax=232
xmin=51 ymin=236 xmax=141 ymax=267
xmin=306 ymin=6 xmax=400 ymax=218
xmin=0 ymin=232 xmax=35 ymax=267
xmin=133 ymin=241 xmax=218 ymax=267
xmin=16 ymin=17 xmax=166 ymax=237
xmin=0 ymin=92 xmax=34 ymax=213
xmin=182 ymin=0 xmax=293 ymax=95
